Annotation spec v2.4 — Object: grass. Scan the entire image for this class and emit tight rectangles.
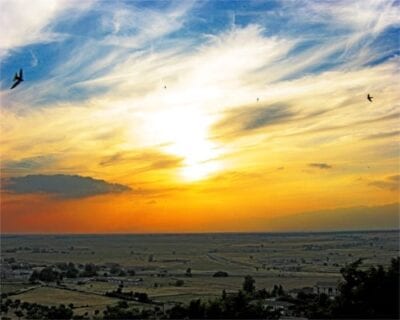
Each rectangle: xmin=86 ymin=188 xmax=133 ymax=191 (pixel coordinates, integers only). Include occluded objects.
xmin=12 ymin=286 xmax=119 ymax=307
xmin=0 ymin=282 xmax=31 ymax=294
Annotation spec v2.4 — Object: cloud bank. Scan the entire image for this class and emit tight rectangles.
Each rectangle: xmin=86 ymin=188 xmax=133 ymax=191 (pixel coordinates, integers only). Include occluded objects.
xmin=3 ymin=174 xmax=131 ymax=198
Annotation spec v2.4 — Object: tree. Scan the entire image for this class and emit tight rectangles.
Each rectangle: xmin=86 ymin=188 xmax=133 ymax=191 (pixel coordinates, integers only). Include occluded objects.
xmin=175 ymin=279 xmax=185 ymax=287
xmin=80 ymin=263 xmax=98 ymax=277
xmin=243 ymin=275 xmax=255 ymax=294
xmin=213 ymin=271 xmax=229 ymax=277
xmin=168 ymin=305 xmax=187 ymax=319
xmin=271 ymin=284 xmax=284 ymax=297
xmin=47 ymin=304 xmax=73 ymax=319
xmin=65 ymin=263 xmax=79 ymax=278
xmin=117 ymin=301 xmax=129 ymax=309
xmin=30 ymin=267 xmax=61 ymax=283
xmin=127 ymin=269 xmax=136 ymax=276
xmin=297 ymin=258 xmax=400 ymax=319
xmin=206 ymin=299 xmax=223 ymax=318
xmin=331 ymin=257 xmax=399 ymax=319
xmin=110 ymin=265 xmax=122 ymax=275
xmin=134 ymin=292 xmax=149 ymax=303
xmin=222 ymin=289 xmax=227 ymax=300
xmin=255 ymin=288 xmax=270 ymax=299
xmin=185 ymin=268 xmax=192 ymax=277
xmin=13 ymin=299 xmax=21 ymax=309
xmin=188 ymin=299 xmax=205 ymax=318
xmin=14 ymin=310 xmax=24 ymax=320
xmin=118 ymin=269 xmax=127 ymax=277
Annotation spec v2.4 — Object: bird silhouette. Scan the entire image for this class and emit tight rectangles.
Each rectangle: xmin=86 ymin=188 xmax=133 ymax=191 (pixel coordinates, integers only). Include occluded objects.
xmin=10 ymin=69 xmax=24 ymax=89
xmin=367 ymin=94 xmax=373 ymax=102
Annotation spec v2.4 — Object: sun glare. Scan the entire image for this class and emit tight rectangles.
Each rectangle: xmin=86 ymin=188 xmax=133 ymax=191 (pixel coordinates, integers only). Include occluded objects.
xmin=145 ymin=106 xmax=222 ymax=181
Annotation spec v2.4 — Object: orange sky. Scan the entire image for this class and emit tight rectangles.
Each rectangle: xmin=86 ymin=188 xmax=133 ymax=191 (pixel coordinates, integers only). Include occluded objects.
xmin=0 ymin=0 xmax=399 ymax=233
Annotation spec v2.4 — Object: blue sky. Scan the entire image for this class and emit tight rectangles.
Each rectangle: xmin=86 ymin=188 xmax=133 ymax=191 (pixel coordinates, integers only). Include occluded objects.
xmin=1 ymin=0 xmax=398 ymax=103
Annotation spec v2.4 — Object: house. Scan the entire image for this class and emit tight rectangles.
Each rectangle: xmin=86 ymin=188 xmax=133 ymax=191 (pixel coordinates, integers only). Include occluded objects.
xmin=106 ymin=277 xmax=124 ymax=284
xmin=106 ymin=277 xmax=143 ymax=285
xmin=314 ymin=281 xmax=339 ymax=296
xmin=123 ymin=278 xmax=144 ymax=285
xmin=263 ymin=299 xmax=294 ymax=315
xmin=155 ymin=269 xmax=169 ymax=277
xmin=0 ymin=263 xmax=32 ymax=280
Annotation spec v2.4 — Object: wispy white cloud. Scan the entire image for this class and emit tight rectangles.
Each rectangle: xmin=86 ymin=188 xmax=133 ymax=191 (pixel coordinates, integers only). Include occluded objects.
xmin=100 ymin=1 xmax=197 ymax=48
xmin=0 ymin=0 xmax=94 ymax=58
xmin=288 ymin=0 xmax=400 ymax=69
xmin=306 ymin=0 xmax=399 ymax=34
xmin=29 ymin=50 xmax=38 ymax=67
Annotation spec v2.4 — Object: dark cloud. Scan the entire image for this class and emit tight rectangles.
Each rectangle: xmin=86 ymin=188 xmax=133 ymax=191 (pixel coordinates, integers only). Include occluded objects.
xmin=286 ymin=112 xmax=400 ymax=138
xmin=2 ymin=156 xmax=56 ymax=173
xmin=147 ymin=158 xmax=182 ymax=170
xmin=214 ymin=103 xmax=294 ymax=137
xmin=308 ymin=163 xmax=332 ymax=169
xmin=100 ymin=153 xmax=124 ymax=166
xmin=133 ymin=185 xmax=187 ymax=198
xmin=3 ymin=174 xmax=131 ymax=198
xmin=363 ymin=130 xmax=400 ymax=140
xmin=369 ymin=175 xmax=399 ymax=191
xmin=100 ymin=150 xmax=183 ymax=172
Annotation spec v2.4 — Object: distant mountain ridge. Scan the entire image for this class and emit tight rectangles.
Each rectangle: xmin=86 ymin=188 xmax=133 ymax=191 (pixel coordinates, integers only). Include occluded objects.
xmin=267 ymin=202 xmax=399 ymax=232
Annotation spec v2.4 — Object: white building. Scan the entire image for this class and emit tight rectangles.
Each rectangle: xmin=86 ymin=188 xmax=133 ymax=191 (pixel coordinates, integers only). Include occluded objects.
xmin=314 ymin=281 xmax=339 ymax=296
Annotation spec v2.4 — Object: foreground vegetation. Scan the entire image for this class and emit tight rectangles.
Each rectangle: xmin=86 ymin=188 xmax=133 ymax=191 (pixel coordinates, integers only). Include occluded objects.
xmin=1 ymin=257 xmax=398 ymax=319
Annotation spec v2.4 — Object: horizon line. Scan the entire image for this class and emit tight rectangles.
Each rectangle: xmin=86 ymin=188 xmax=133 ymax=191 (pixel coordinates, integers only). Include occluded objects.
xmin=1 ymin=228 xmax=399 ymax=237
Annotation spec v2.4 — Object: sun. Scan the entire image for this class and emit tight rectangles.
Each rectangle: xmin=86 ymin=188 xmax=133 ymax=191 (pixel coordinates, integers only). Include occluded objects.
xmin=144 ymin=106 xmax=222 ymax=181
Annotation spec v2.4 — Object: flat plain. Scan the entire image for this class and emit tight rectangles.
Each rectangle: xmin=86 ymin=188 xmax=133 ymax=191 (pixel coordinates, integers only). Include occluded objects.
xmin=1 ymin=230 xmax=398 ymax=318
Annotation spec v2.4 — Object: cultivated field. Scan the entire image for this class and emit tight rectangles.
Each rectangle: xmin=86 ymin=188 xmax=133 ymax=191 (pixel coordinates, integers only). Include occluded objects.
xmin=1 ymin=230 xmax=398 ymax=318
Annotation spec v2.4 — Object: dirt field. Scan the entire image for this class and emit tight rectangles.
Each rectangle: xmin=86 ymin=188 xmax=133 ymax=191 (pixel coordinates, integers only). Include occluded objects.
xmin=1 ymin=230 xmax=398 ymax=313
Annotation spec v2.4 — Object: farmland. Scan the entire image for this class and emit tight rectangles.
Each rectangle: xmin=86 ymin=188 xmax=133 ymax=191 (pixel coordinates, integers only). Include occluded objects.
xmin=1 ymin=230 xmax=398 ymax=318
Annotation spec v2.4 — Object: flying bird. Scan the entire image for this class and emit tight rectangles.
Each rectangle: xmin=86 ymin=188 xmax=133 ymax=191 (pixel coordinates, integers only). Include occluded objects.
xmin=10 ymin=69 xmax=24 ymax=89
xmin=367 ymin=94 xmax=373 ymax=102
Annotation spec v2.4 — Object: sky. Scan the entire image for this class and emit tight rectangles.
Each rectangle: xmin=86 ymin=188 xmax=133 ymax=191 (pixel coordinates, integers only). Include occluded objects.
xmin=0 ymin=0 xmax=399 ymax=233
